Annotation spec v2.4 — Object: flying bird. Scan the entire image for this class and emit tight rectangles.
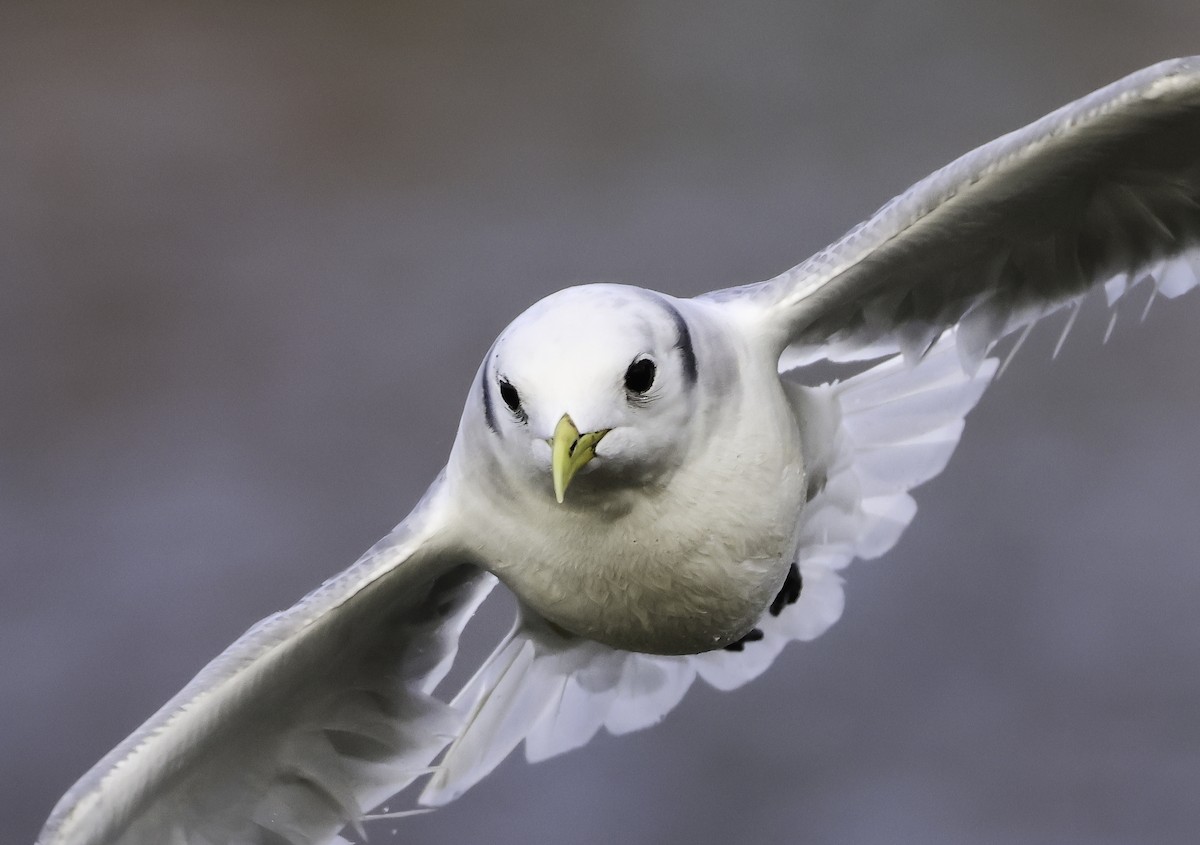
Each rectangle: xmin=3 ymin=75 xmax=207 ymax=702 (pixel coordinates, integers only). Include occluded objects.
xmin=38 ymin=57 xmax=1200 ymax=845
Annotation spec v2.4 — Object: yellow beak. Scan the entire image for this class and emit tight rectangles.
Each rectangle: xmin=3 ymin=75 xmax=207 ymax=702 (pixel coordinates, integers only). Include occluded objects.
xmin=550 ymin=413 xmax=609 ymax=504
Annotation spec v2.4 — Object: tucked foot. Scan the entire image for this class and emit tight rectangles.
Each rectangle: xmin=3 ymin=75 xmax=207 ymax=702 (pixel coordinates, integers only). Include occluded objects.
xmin=769 ymin=563 xmax=803 ymax=616
xmin=723 ymin=628 xmax=764 ymax=652
xmin=724 ymin=565 xmax=804 ymax=652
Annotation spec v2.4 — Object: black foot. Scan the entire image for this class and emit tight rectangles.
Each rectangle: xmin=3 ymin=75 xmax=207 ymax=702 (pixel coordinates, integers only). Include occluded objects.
xmin=723 ymin=628 xmax=764 ymax=652
xmin=724 ymin=565 xmax=804 ymax=652
xmin=769 ymin=563 xmax=803 ymax=616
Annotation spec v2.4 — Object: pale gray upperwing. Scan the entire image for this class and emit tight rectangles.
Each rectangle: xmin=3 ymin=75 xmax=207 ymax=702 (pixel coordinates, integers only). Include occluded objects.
xmin=37 ymin=474 xmax=494 ymax=845
xmin=707 ymin=58 xmax=1200 ymax=367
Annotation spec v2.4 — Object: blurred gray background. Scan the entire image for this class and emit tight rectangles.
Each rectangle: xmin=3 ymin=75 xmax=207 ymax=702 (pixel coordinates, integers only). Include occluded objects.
xmin=3 ymin=2 xmax=1199 ymax=843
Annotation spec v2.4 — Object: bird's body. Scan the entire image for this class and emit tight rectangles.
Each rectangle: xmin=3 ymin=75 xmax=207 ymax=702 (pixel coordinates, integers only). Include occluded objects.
xmin=449 ymin=287 xmax=807 ymax=653
xmin=35 ymin=58 xmax=1200 ymax=845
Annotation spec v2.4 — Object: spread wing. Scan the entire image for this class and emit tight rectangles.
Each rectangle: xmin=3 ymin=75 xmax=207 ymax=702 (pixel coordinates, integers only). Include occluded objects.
xmin=37 ymin=474 xmax=495 ymax=845
xmin=707 ymin=57 xmax=1200 ymax=369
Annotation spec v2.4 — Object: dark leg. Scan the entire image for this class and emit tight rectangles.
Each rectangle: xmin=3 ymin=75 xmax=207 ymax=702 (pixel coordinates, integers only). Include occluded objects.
xmin=724 ymin=564 xmax=804 ymax=652
xmin=769 ymin=563 xmax=803 ymax=616
xmin=723 ymin=627 xmax=764 ymax=652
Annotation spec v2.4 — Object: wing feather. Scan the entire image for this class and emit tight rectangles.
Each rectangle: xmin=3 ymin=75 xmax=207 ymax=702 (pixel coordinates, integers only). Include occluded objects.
xmin=709 ymin=58 xmax=1200 ymax=364
xmin=38 ymin=476 xmax=493 ymax=845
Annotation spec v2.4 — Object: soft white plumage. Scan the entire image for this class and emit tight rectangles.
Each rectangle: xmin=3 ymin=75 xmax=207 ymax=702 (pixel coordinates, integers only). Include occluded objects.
xmin=38 ymin=58 xmax=1200 ymax=845
xmin=456 ymin=285 xmax=806 ymax=656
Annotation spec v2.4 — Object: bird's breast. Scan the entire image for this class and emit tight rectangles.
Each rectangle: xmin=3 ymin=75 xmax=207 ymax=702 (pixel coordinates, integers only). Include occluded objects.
xmin=473 ymin=428 xmax=807 ymax=655
xmin=510 ymin=518 xmax=798 ymax=654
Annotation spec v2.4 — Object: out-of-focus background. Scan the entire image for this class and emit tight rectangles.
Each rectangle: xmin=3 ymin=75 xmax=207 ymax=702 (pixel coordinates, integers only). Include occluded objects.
xmin=3 ymin=2 xmax=1199 ymax=843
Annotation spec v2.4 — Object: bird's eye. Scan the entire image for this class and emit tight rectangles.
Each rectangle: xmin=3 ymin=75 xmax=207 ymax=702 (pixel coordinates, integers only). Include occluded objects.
xmin=624 ymin=358 xmax=656 ymax=394
xmin=499 ymin=378 xmax=521 ymax=413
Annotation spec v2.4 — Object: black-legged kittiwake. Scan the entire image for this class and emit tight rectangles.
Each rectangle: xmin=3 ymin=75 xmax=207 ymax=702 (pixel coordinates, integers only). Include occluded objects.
xmin=38 ymin=57 xmax=1200 ymax=845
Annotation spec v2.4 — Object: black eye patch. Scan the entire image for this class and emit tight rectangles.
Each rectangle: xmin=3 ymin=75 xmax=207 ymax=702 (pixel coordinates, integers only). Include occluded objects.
xmin=624 ymin=358 xmax=656 ymax=394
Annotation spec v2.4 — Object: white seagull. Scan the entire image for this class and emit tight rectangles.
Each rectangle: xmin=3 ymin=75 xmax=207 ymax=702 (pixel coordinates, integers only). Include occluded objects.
xmin=39 ymin=58 xmax=1200 ymax=845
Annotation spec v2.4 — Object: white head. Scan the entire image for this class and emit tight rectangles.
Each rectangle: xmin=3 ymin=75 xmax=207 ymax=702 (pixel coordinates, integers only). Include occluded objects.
xmin=474 ymin=285 xmax=704 ymax=505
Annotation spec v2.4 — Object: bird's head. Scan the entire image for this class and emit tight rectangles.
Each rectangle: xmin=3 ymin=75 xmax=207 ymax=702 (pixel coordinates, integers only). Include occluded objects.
xmin=477 ymin=285 xmax=704 ymax=505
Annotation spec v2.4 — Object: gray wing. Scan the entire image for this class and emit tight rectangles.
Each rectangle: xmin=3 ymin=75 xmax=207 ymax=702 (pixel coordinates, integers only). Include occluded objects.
xmin=37 ymin=473 xmax=494 ymax=845
xmin=708 ymin=57 xmax=1200 ymax=365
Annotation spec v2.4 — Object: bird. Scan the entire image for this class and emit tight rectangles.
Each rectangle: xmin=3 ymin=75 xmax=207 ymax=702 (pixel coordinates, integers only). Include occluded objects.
xmin=37 ymin=57 xmax=1200 ymax=845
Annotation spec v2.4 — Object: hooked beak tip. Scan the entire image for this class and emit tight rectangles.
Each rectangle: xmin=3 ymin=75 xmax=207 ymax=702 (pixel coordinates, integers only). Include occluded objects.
xmin=550 ymin=413 xmax=608 ymax=504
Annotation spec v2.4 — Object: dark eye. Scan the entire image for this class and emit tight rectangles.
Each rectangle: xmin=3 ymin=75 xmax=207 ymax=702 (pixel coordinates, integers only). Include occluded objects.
xmin=624 ymin=358 xmax=656 ymax=394
xmin=499 ymin=378 xmax=521 ymax=413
